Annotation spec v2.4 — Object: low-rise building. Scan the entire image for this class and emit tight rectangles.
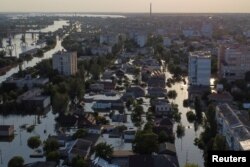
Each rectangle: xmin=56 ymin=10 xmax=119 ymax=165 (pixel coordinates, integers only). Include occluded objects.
xmin=123 ymin=129 xmax=136 ymax=143
xmin=148 ymin=71 xmax=166 ymax=88
xmin=0 ymin=125 xmax=14 ymax=136
xmin=154 ymin=99 xmax=171 ymax=116
xmin=111 ymin=150 xmax=135 ymax=167
xmin=148 ymin=87 xmax=167 ymax=97
xmin=68 ymin=139 xmax=92 ymax=161
xmin=92 ymin=99 xmax=124 ymax=111
xmin=126 ymin=86 xmax=145 ymax=98
xmin=4 ymin=75 xmax=49 ymax=89
xmin=16 ymin=88 xmax=51 ymax=110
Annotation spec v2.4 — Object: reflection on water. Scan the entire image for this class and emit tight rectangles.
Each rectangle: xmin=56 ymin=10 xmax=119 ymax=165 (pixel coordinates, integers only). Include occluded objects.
xmin=0 ymin=20 xmax=68 ymax=166
xmin=0 ymin=20 xmax=69 ymax=84
xmin=165 ymin=71 xmax=204 ymax=167
xmin=0 ymin=110 xmax=58 ymax=167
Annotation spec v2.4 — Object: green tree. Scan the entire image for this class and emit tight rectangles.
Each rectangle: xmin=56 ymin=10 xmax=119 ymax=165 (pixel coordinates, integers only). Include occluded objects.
xmin=27 ymin=136 xmax=41 ymax=149
xmin=72 ymin=129 xmax=87 ymax=139
xmin=186 ymin=111 xmax=196 ymax=123
xmin=44 ymin=139 xmax=59 ymax=153
xmin=94 ymin=142 xmax=113 ymax=159
xmin=52 ymin=93 xmax=69 ymax=113
xmin=133 ymin=131 xmax=159 ymax=154
xmin=158 ymin=131 xmax=168 ymax=143
xmin=72 ymin=156 xmax=88 ymax=167
xmin=167 ymin=90 xmax=177 ymax=99
xmin=46 ymin=151 xmax=60 ymax=162
xmin=176 ymin=124 xmax=185 ymax=138
xmin=8 ymin=156 xmax=24 ymax=167
xmin=194 ymin=97 xmax=202 ymax=122
xmin=213 ymin=134 xmax=226 ymax=150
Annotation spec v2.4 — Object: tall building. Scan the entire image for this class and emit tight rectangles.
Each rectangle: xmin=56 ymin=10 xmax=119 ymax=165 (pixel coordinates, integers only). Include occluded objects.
xmin=218 ymin=45 xmax=250 ymax=81
xmin=188 ymin=51 xmax=211 ymax=86
xmin=52 ymin=51 xmax=77 ymax=76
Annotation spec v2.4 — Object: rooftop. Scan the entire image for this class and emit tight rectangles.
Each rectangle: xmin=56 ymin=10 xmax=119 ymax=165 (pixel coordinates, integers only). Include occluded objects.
xmin=189 ymin=51 xmax=211 ymax=58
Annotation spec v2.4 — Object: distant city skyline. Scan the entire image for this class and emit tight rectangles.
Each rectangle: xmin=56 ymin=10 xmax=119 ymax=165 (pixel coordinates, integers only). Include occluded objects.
xmin=1 ymin=0 xmax=250 ymax=13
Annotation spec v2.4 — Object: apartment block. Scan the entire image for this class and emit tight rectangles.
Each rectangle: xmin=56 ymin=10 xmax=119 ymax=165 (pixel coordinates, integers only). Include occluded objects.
xmin=216 ymin=103 xmax=250 ymax=151
xmin=218 ymin=45 xmax=250 ymax=81
xmin=188 ymin=51 xmax=211 ymax=86
xmin=52 ymin=51 xmax=77 ymax=76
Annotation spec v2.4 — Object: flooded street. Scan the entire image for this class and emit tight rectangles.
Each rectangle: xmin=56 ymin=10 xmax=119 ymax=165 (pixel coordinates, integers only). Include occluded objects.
xmin=166 ymin=71 xmax=204 ymax=167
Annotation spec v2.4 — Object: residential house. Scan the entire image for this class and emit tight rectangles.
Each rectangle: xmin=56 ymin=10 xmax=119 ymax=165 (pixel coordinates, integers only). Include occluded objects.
xmin=90 ymin=83 xmax=104 ymax=92
xmin=85 ymin=125 xmax=102 ymax=135
xmin=92 ymin=157 xmax=119 ymax=167
xmin=68 ymin=139 xmax=92 ymax=161
xmin=112 ymin=114 xmax=127 ymax=123
xmin=4 ymin=75 xmax=49 ymax=89
xmin=111 ymin=150 xmax=135 ymax=167
xmin=102 ymin=70 xmax=115 ymax=80
xmin=126 ymin=86 xmax=145 ymax=98
xmin=78 ymin=113 xmax=96 ymax=128
xmin=154 ymin=99 xmax=171 ymax=116
xmin=148 ymin=71 xmax=166 ymax=88
xmin=116 ymin=69 xmax=125 ymax=78
xmin=158 ymin=142 xmax=176 ymax=156
xmin=123 ymin=129 xmax=136 ymax=143
xmin=0 ymin=125 xmax=14 ymax=136
xmin=92 ymin=99 xmax=124 ymax=111
xmin=148 ymin=87 xmax=167 ymax=97
xmin=16 ymin=88 xmax=51 ymax=111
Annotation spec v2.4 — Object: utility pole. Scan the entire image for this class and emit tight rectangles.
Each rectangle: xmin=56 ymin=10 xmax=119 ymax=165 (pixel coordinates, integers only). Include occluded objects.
xmin=150 ymin=3 xmax=152 ymax=16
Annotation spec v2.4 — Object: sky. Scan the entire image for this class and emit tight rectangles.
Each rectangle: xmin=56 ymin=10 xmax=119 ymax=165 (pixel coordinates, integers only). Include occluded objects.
xmin=0 ymin=0 xmax=250 ymax=13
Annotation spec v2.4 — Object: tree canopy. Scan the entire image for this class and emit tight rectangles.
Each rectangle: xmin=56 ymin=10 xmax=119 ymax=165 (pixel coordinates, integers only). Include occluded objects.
xmin=8 ymin=156 xmax=24 ymax=167
xmin=94 ymin=142 xmax=113 ymax=160
xmin=133 ymin=130 xmax=159 ymax=154
xmin=27 ymin=136 xmax=41 ymax=149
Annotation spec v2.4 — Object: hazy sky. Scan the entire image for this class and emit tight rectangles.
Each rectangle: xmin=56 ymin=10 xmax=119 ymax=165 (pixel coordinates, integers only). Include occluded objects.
xmin=1 ymin=0 xmax=250 ymax=13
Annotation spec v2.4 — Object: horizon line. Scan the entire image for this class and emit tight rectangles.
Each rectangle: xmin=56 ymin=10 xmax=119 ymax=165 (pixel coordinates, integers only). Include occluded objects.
xmin=1 ymin=11 xmax=250 ymax=14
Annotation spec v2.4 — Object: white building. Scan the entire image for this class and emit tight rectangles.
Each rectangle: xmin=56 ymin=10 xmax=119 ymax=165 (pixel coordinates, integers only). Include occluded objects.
xmin=52 ymin=51 xmax=77 ymax=76
xmin=155 ymin=99 xmax=171 ymax=115
xmin=216 ymin=104 xmax=250 ymax=151
xmin=188 ymin=51 xmax=211 ymax=86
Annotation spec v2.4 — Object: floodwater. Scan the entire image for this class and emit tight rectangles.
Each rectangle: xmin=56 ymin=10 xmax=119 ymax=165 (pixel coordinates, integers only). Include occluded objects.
xmin=0 ymin=20 xmax=69 ymax=83
xmin=0 ymin=20 xmax=68 ymax=167
xmin=166 ymin=71 xmax=204 ymax=167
